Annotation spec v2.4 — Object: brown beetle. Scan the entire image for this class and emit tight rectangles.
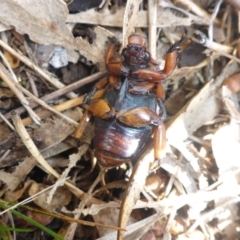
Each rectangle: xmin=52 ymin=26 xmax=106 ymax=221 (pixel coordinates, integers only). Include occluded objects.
xmin=75 ymin=32 xmax=186 ymax=168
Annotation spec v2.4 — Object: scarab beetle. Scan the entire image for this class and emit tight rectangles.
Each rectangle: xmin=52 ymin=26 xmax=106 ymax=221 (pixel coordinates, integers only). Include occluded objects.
xmin=75 ymin=32 xmax=186 ymax=168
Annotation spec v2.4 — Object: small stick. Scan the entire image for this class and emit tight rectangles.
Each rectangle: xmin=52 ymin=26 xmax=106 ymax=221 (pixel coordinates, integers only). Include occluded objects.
xmin=148 ymin=0 xmax=158 ymax=58
xmin=21 ymin=95 xmax=84 ymax=126
xmin=16 ymin=82 xmax=79 ymax=126
xmin=0 ymin=39 xmax=77 ymax=98
xmin=0 ymin=63 xmax=40 ymax=124
xmin=65 ymin=168 xmax=106 ymax=240
xmin=0 ymin=71 xmax=107 ymax=123
xmin=10 ymin=111 xmax=103 ymax=204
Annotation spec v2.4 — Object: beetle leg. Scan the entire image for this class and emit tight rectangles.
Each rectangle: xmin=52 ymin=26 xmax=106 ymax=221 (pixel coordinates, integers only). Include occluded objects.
xmin=162 ymin=30 xmax=187 ymax=75
xmin=105 ymin=39 xmax=129 ymax=77
xmin=128 ymin=82 xmax=156 ymax=94
xmin=83 ymin=77 xmax=109 ymax=104
xmin=131 ymin=32 xmax=187 ymax=82
xmin=109 ymin=75 xmax=122 ymax=90
xmin=74 ymin=110 xmax=92 ymax=138
xmin=130 ymin=44 xmax=179 ymax=81
xmin=117 ymin=107 xmax=162 ymax=127
xmin=157 ymin=98 xmax=167 ymax=122
xmin=74 ymin=99 xmax=115 ymax=138
xmin=154 ymin=122 xmax=166 ymax=160
xmin=156 ymin=84 xmax=165 ymax=101
xmin=117 ymin=107 xmax=166 ymax=160
xmin=87 ymin=99 xmax=115 ymax=119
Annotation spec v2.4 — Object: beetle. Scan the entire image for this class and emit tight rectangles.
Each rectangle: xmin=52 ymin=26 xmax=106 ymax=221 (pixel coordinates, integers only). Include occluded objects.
xmin=74 ymin=32 xmax=186 ymax=168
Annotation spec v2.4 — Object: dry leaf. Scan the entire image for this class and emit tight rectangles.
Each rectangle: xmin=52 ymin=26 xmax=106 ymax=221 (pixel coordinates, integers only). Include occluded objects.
xmin=0 ymin=0 xmax=75 ymax=48
xmin=0 ymin=1 xmax=114 ymax=69
xmin=33 ymin=115 xmax=77 ymax=151
xmin=0 ymin=156 xmax=37 ymax=192
xmin=212 ymin=86 xmax=240 ymax=175
xmin=4 ymin=180 xmax=34 ymax=202
xmin=167 ymin=61 xmax=239 ymax=163
xmin=66 ymin=7 xmax=193 ymax=28
xmin=28 ymin=182 xmax=71 ymax=211
xmin=118 ymin=144 xmax=155 ymax=239
xmin=122 ymin=0 xmax=142 ymax=46
xmin=27 ymin=209 xmax=53 ymax=226
xmin=212 ymin=83 xmax=240 ymax=240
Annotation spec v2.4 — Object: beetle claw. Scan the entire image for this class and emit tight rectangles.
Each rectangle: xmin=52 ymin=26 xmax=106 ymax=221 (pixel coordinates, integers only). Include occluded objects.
xmin=107 ymin=36 xmax=121 ymax=50
xmin=167 ymin=27 xmax=188 ymax=54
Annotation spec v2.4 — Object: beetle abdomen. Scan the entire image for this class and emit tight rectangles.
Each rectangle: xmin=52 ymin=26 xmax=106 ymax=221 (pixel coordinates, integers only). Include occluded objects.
xmin=94 ymin=118 xmax=152 ymax=167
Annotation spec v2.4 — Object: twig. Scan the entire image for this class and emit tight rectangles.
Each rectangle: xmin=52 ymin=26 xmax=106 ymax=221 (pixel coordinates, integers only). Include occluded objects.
xmin=15 ymin=82 xmax=79 ymax=126
xmin=47 ymin=144 xmax=89 ymax=204
xmin=187 ymin=196 xmax=240 ymax=233
xmin=208 ymin=0 xmax=223 ymax=81
xmin=21 ymin=95 xmax=84 ymax=126
xmin=0 ymin=63 xmax=41 ymax=125
xmin=65 ymin=168 xmax=106 ymax=240
xmin=10 ymin=112 xmax=102 ymax=204
xmin=148 ymin=0 xmax=158 ymax=58
xmin=0 ymin=39 xmax=77 ymax=98
xmin=0 ymin=71 xmax=107 ymax=123
xmin=0 ymin=112 xmax=15 ymax=130
xmin=26 ymin=71 xmax=39 ymax=98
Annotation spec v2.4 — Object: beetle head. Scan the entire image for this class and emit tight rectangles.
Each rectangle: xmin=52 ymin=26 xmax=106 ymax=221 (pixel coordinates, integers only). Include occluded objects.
xmin=123 ymin=34 xmax=150 ymax=69
xmin=128 ymin=34 xmax=147 ymax=48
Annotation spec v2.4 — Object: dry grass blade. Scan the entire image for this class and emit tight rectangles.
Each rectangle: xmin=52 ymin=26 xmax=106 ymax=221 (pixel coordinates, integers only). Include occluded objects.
xmin=0 ymin=71 xmax=107 ymax=123
xmin=118 ymin=140 xmax=155 ymax=240
xmin=64 ymin=169 xmax=106 ymax=240
xmin=9 ymin=112 xmax=102 ymax=204
xmin=15 ymin=83 xmax=79 ymax=126
xmin=0 ymin=39 xmax=77 ymax=99
xmin=122 ymin=0 xmax=142 ymax=46
xmin=0 ymin=63 xmax=40 ymax=124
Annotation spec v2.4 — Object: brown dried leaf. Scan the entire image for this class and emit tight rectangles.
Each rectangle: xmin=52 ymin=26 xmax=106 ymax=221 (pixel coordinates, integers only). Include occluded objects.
xmin=167 ymin=62 xmax=239 ymax=161
xmin=0 ymin=1 xmax=114 ymax=69
xmin=33 ymin=113 xmax=77 ymax=151
xmin=0 ymin=0 xmax=74 ymax=48
xmin=66 ymin=7 xmax=193 ymax=28
xmin=118 ymin=144 xmax=155 ymax=239
xmin=212 ymin=87 xmax=240 ymax=175
xmin=28 ymin=182 xmax=71 ymax=211
xmin=0 ymin=156 xmax=36 ymax=191
xmin=4 ymin=180 xmax=34 ymax=202
xmin=27 ymin=209 xmax=53 ymax=226
xmin=0 ymin=171 xmax=21 ymax=192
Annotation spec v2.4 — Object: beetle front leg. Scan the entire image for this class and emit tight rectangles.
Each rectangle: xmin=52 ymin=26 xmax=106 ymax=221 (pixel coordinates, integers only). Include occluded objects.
xmin=105 ymin=38 xmax=129 ymax=77
xmin=131 ymin=32 xmax=187 ymax=82
xmin=162 ymin=30 xmax=187 ymax=76
xmin=130 ymin=44 xmax=180 ymax=82
xmin=109 ymin=75 xmax=122 ymax=90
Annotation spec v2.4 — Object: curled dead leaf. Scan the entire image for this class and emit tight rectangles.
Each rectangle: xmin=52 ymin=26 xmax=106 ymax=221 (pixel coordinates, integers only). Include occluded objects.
xmin=28 ymin=182 xmax=71 ymax=212
xmin=3 ymin=50 xmax=20 ymax=69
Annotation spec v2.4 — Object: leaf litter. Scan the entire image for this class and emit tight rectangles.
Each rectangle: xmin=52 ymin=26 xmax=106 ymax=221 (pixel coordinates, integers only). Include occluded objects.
xmin=0 ymin=0 xmax=240 ymax=239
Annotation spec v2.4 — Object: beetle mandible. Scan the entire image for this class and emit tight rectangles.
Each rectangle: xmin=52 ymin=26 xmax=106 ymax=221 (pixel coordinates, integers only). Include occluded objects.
xmin=74 ymin=32 xmax=186 ymax=168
